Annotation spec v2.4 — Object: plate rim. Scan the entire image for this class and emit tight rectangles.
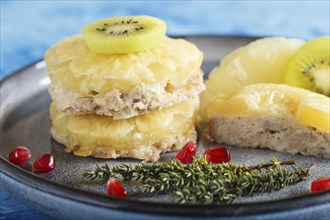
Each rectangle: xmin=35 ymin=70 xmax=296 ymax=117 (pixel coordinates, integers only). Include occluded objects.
xmin=1 ymin=37 xmax=330 ymax=217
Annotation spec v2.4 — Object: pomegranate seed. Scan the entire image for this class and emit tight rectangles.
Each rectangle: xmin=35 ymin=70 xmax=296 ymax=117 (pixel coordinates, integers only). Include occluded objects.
xmin=176 ymin=141 xmax=197 ymax=164
xmin=311 ymin=177 xmax=330 ymax=193
xmin=8 ymin=146 xmax=31 ymax=165
xmin=107 ymin=178 xmax=128 ymax=198
xmin=204 ymin=145 xmax=230 ymax=164
xmin=33 ymin=154 xmax=55 ymax=172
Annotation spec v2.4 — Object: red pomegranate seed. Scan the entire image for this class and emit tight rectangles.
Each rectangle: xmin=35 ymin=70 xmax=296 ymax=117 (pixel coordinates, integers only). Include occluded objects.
xmin=176 ymin=141 xmax=197 ymax=164
xmin=33 ymin=154 xmax=55 ymax=172
xmin=204 ymin=145 xmax=230 ymax=164
xmin=311 ymin=177 xmax=330 ymax=193
xmin=107 ymin=178 xmax=128 ymax=198
xmin=8 ymin=146 xmax=31 ymax=165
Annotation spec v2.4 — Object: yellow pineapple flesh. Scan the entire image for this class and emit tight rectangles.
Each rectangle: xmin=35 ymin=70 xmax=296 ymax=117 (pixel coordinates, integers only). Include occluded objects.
xmin=50 ymin=98 xmax=199 ymax=156
xmin=200 ymin=37 xmax=305 ymax=121
xmin=207 ymin=84 xmax=330 ymax=133
xmin=45 ymin=35 xmax=203 ymax=97
xmin=297 ymin=100 xmax=330 ymax=133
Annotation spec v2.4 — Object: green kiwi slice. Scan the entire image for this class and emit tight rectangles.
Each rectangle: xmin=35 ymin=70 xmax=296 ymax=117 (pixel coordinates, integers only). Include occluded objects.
xmin=82 ymin=15 xmax=166 ymax=55
xmin=284 ymin=36 xmax=330 ymax=96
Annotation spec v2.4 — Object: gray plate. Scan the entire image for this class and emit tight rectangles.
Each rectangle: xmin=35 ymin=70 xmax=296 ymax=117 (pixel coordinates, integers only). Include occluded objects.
xmin=1 ymin=36 xmax=329 ymax=220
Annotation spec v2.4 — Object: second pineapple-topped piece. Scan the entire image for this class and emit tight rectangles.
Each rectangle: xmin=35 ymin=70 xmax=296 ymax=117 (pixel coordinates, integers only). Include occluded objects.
xmin=45 ymin=16 xmax=204 ymax=120
xmin=207 ymin=83 xmax=330 ymax=158
xmin=202 ymin=36 xmax=329 ymax=158
xmin=82 ymin=16 xmax=166 ymax=54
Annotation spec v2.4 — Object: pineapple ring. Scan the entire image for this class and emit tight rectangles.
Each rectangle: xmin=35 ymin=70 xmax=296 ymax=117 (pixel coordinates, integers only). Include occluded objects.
xmin=45 ymin=35 xmax=203 ymax=96
xmin=207 ymin=83 xmax=330 ymax=133
xmin=50 ymin=98 xmax=199 ymax=161
xmin=200 ymin=37 xmax=305 ymax=121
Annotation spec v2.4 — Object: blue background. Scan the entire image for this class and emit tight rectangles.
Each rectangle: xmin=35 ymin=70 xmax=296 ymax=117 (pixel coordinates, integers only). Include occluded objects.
xmin=1 ymin=0 xmax=329 ymax=219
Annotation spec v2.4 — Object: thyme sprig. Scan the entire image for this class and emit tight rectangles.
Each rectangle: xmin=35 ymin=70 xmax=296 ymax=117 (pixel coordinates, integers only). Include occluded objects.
xmin=173 ymin=161 xmax=314 ymax=204
xmin=83 ymin=156 xmax=313 ymax=204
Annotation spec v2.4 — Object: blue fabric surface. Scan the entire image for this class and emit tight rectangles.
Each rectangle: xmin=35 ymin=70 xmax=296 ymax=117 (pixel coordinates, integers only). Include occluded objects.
xmin=1 ymin=1 xmax=329 ymax=219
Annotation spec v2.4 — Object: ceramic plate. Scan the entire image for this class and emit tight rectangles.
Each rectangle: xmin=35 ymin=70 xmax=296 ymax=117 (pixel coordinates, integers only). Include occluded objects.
xmin=1 ymin=36 xmax=329 ymax=219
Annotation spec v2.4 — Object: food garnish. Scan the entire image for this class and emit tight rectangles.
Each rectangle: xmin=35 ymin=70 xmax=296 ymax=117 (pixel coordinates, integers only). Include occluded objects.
xmin=107 ymin=178 xmax=129 ymax=198
xmin=8 ymin=146 xmax=31 ymax=165
xmin=33 ymin=154 xmax=55 ymax=172
xmin=311 ymin=177 xmax=330 ymax=193
xmin=83 ymin=156 xmax=313 ymax=204
xmin=82 ymin=15 xmax=166 ymax=54
xmin=175 ymin=141 xmax=197 ymax=164
xmin=284 ymin=36 xmax=330 ymax=96
xmin=203 ymin=145 xmax=230 ymax=164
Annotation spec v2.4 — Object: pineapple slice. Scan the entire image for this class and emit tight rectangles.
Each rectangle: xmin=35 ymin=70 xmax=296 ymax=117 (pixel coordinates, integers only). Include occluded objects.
xmin=45 ymin=35 xmax=203 ymax=96
xmin=50 ymin=98 xmax=199 ymax=157
xmin=200 ymin=37 xmax=305 ymax=121
xmin=297 ymin=101 xmax=330 ymax=133
xmin=207 ymin=84 xmax=330 ymax=133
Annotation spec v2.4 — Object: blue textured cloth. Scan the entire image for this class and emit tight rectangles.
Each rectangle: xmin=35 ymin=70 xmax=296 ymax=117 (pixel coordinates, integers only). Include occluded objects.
xmin=1 ymin=1 xmax=329 ymax=219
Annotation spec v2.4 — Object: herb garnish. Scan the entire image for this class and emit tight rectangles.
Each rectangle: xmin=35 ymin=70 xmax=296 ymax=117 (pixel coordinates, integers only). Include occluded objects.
xmin=83 ymin=156 xmax=314 ymax=204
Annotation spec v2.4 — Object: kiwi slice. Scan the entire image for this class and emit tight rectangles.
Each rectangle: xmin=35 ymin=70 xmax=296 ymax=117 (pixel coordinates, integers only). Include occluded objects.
xmin=82 ymin=15 xmax=166 ymax=55
xmin=284 ymin=36 xmax=330 ymax=96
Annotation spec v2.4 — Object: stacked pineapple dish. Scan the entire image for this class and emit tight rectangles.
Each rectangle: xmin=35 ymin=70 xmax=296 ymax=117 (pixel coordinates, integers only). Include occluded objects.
xmin=46 ymin=16 xmax=204 ymax=162
xmin=45 ymin=15 xmax=330 ymax=162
